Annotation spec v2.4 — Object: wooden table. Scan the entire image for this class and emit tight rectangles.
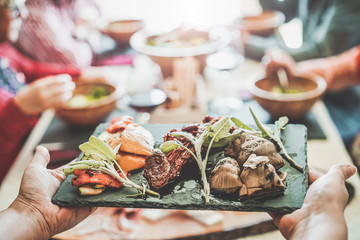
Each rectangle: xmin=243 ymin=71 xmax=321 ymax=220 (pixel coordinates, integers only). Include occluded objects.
xmin=1 ymin=59 xmax=360 ymax=240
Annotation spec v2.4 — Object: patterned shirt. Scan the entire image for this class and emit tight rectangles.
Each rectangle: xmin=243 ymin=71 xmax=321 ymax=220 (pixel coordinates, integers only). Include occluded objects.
xmin=15 ymin=0 xmax=95 ymax=67
xmin=0 ymin=42 xmax=81 ymax=82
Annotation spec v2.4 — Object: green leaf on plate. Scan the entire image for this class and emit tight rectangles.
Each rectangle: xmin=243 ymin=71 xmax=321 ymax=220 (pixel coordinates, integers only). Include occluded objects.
xmin=208 ymin=116 xmax=231 ymax=141
xmin=160 ymin=141 xmax=180 ymax=154
xmin=231 ymin=117 xmax=255 ymax=131
xmin=249 ymin=107 xmax=273 ymax=138
xmin=79 ymin=136 xmax=116 ymax=162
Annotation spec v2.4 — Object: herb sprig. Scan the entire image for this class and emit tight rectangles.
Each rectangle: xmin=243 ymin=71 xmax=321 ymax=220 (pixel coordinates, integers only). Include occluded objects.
xmin=160 ymin=116 xmax=238 ymax=203
xmin=64 ymin=136 xmax=160 ymax=198
xmin=248 ymin=107 xmax=304 ymax=172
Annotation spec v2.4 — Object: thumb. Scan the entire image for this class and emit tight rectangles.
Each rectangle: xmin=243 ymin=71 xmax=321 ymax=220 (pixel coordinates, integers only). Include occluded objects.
xmin=328 ymin=164 xmax=357 ymax=181
xmin=31 ymin=146 xmax=51 ymax=168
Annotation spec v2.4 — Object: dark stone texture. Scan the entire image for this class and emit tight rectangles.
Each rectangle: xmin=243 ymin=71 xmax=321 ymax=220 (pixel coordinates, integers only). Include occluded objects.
xmin=52 ymin=123 xmax=308 ymax=214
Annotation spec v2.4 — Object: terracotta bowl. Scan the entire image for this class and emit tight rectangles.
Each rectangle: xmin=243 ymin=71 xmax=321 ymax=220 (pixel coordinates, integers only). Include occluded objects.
xmin=247 ymin=72 xmax=327 ymax=120
xmin=237 ymin=11 xmax=285 ymax=36
xmin=130 ymin=29 xmax=222 ymax=78
xmin=56 ymin=82 xmax=121 ymax=126
xmin=100 ymin=19 xmax=144 ymax=46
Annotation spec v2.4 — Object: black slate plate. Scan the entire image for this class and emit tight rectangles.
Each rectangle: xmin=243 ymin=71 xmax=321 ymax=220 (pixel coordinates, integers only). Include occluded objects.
xmin=52 ymin=123 xmax=308 ymax=214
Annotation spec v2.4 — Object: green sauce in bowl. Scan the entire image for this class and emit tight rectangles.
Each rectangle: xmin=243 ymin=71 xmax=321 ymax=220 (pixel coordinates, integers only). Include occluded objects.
xmin=271 ymin=86 xmax=303 ymax=94
xmin=67 ymin=86 xmax=109 ymax=108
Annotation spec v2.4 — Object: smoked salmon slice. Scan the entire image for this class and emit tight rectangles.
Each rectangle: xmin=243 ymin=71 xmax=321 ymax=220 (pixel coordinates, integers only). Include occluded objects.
xmin=116 ymin=152 xmax=146 ymax=172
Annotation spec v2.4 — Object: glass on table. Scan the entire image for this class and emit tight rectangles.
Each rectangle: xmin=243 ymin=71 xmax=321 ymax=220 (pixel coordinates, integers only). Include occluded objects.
xmin=117 ymin=55 xmax=165 ymax=123
xmin=206 ymin=49 xmax=245 ymax=115
xmin=127 ymin=88 xmax=167 ymax=124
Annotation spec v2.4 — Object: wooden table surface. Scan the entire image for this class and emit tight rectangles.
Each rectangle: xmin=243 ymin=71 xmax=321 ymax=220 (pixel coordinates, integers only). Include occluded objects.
xmin=1 ymin=59 xmax=359 ymax=240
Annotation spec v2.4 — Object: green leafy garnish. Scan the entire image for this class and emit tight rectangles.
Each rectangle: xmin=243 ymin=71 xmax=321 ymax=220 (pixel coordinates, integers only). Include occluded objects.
xmin=79 ymin=136 xmax=117 ymax=162
xmin=159 ymin=140 xmax=180 ymax=154
xmin=231 ymin=117 xmax=255 ymax=131
xmin=249 ymin=107 xmax=303 ymax=173
xmin=249 ymin=107 xmax=273 ymax=138
xmin=203 ymin=129 xmax=242 ymax=148
xmin=88 ymin=86 xmax=108 ymax=100
xmin=64 ymin=136 xmax=160 ymax=198
xmin=163 ymin=116 xmax=234 ymax=203
xmin=208 ymin=116 xmax=232 ymax=141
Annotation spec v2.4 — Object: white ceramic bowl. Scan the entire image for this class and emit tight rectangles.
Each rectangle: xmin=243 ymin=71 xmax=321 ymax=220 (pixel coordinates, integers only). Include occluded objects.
xmin=130 ymin=29 xmax=224 ymax=78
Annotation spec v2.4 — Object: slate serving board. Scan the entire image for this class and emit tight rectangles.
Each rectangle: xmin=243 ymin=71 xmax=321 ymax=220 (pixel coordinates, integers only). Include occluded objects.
xmin=52 ymin=123 xmax=308 ymax=214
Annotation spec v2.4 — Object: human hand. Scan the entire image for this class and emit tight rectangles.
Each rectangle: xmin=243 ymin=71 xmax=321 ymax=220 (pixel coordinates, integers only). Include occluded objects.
xmin=270 ymin=164 xmax=356 ymax=240
xmin=262 ymin=47 xmax=297 ymax=77
xmin=9 ymin=146 xmax=95 ymax=239
xmin=14 ymin=74 xmax=75 ymax=115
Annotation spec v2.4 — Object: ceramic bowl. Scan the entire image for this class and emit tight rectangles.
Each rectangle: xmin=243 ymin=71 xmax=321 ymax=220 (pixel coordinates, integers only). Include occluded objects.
xmin=130 ymin=28 xmax=223 ymax=78
xmin=100 ymin=19 xmax=144 ymax=46
xmin=56 ymin=82 xmax=121 ymax=126
xmin=247 ymin=72 xmax=327 ymax=120
xmin=237 ymin=11 xmax=285 ymax=36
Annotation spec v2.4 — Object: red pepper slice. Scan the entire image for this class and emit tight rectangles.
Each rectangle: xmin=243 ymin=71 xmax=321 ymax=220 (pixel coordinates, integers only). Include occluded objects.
xmin=107 ymin=115 xmax=134 ymax=133
xmin=71 ymin=169 xmax=128 ymax=188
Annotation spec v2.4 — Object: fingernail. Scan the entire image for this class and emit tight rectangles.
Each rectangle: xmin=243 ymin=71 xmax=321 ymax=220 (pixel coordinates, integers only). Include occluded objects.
xmin=58 ymin=74 xmax=72 ymax=82
xmin=62 ymin=91 xmax=73 ymax=101
xmin=66 ymin=81 xmax=76 ymax=91
xmin=36 ymin=145 xmax=47 ymax=153
xmin=348 ymin=165 xmax=357 ymax=175
xmin=342 ymin=164 xmax=357 ymax=179
xmin=35 ymin=145 xmax=49 ymax=158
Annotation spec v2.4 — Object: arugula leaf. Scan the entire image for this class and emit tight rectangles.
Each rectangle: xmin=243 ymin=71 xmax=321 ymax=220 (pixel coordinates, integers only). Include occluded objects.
xmin=79 ymin=136 xmax=116 ymax=162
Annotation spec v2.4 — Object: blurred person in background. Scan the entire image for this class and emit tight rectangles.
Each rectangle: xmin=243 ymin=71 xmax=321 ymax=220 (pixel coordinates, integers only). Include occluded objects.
xmin=263 ymin=46 xmax=360 ymax=91
xmin=0 ymin=1 xmax=82 ymax=82
xmin=15 ymin=0 xmax=99 ymax=68
xmin=0 ymin=0 xmax=103 ymax=183
xmin=0 ymin=60 xmax=75 ymax=183
xmin=263 ymin=46 xmax=360 ymax=172
xmin=244 ymin=0 xmax=360 ymax=61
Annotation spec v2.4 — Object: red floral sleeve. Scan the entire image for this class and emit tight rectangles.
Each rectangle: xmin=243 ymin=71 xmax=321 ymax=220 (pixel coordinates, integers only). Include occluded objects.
xmin=0 ymin=42 xmax=81 ymax=84
xmin=354 ymin=45 xmax=360 ymax=82
xmin=0 ymin=89 xmax=38 ymax=183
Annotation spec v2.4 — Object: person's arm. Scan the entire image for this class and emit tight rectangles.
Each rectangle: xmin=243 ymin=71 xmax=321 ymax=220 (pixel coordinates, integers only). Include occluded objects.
xmin=295 ymin=46 xmax=360 ymax=90
xmin=0 ymin=202 xmax=50 ymax=240
xmin=0 ymin=89 xmax=38 ymax=182
xmin=0 ymin=42 xmax=81 ymax=83
xmin=0 ymin=74 xmax=75 ymax=182
xmin=21 ymin=60 xmax=80 ymax=84
xmin=270 ymin=165 xmax=356 ymax=240
xmin=0 ymin=146 xmax=95 ymax=240
xmin=263 ymin=46 xmax=360 ymax=90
